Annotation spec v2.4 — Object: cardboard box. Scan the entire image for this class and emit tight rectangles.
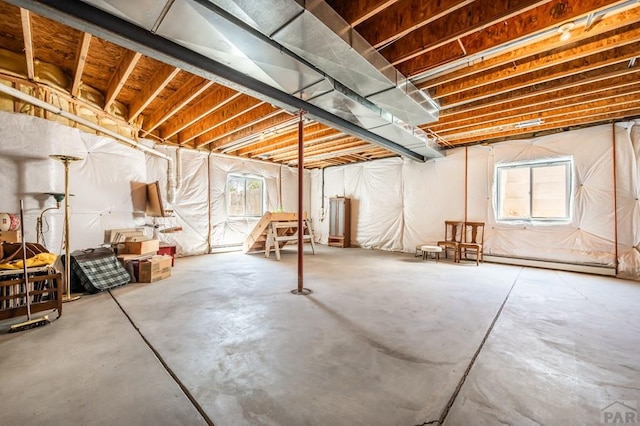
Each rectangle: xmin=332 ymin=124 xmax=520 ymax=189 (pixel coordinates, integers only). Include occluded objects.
xmin=138 ymin=255 xmax=172 ymax=283
xmin=119 ymin=239 xmax=159 ymax=255
xmin=0 ymin=230 xmax=21 ymax=243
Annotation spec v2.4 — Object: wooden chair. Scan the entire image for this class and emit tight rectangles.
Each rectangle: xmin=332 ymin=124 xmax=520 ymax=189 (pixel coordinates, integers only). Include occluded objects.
xmin=437 ymin=221 xmax=464 ymax=262
xmin=459 ymin=222 xmax=485 ymax=266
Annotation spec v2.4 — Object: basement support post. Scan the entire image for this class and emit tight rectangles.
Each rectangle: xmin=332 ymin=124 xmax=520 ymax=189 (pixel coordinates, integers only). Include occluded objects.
xmin=292 ymin=111 xmax=311 ymax=295
xmin=612 ymin=123 xmax=619 ymax=275
xmin=464 ymin=146 xmax=468 ymax=223
xmin=207 ymin=153 xmax=212 ymax=254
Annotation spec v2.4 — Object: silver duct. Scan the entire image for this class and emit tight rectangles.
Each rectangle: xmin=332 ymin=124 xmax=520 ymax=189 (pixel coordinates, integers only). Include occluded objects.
xmin=77 ymin=0 xmax=443 ymax=160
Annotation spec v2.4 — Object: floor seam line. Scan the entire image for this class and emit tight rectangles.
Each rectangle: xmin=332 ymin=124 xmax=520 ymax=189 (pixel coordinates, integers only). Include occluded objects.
xmin=107 ymin=290 xmax=216 ymax=426
xmin=435 ymin=266 xmax=524 ymax=425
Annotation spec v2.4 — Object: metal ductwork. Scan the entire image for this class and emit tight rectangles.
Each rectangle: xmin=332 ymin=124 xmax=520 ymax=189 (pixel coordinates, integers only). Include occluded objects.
xmin=12 ymin=0 xmax=443 ymax=160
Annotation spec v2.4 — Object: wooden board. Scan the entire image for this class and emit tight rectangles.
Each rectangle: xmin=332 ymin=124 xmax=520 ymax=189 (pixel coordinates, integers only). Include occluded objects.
xmin=242 ymin=211 xmax=307 ymax=254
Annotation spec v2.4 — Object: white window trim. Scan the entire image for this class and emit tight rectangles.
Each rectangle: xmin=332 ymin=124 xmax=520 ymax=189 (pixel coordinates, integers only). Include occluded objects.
xmin=226 ymin=173 xmax=266 ymax=218
xmin=495 ymin=157 xmax=573 ymax=224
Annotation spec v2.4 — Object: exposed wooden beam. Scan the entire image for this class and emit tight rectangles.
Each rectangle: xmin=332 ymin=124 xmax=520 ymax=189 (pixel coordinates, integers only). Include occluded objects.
xmin=142 ymin=76 xmax=214 ymax=135
xmin=325 ymin=0 xmax=399 ymax=26
xmin=356 ymin=0 xmax=474 ymax=49
xmin=419 ymin=6 xmax=640 ymax=89
xmin=397 ymin=0 xmax=629 ymax=76
xmin=380 ymin=0 xmax=551 ymax=66
xmin=19 ymin=8 xmax=34 ymax=80
xmin=236 ymin=125 xmax=335 ymax=156
xmin=103 ymin=50 xmax=141 ymax=111
xmin=178 ymin=96 xmax=265 ymax=144
xmin=238 ymin=123 xmax=328 ymax=155
xmin=255 ymin=131 xmax=349 ymax=160
xmin=202 ymin=111 xmax=291 ymax=150
xmin=439 ymin=45 xmax=640 ymax=109
xmin=283 ymin=139 xmax=366 ymax=163
xmin=201 ymin=108 xmax=285 ymax=150
xmin=438 ymin=94 xmax=640 ymax=139
xmin=447 ymin=107 xmax=640 ymax=146
xmin=272 ymin=137 xmax=361 ymax=162
xmin=429 ymin=74 xmax=640 ymax=131
xmin=430 ymin=70 xmax=640 ymax=132
xmin=431 ymin=23 xmax=640 ymax=100
xmin=128 ymin=65 xmax=180 ymax=122
xmin=439 ymin=64 xmax=640 ymax=116
xmin=71 ymin=32 xmax=91 ymax=97
xmin=159 ymin=85 xmax=238 ymax=139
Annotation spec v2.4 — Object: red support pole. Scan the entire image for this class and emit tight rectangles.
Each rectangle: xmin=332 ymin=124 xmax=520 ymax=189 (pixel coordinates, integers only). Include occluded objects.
xmin=464 ymin=146 xmax=468 ymax=223
xmin=612 ymin=123 xmax=619 ymax=274
xmin=297 ymin=111 xmax=304 ymax=292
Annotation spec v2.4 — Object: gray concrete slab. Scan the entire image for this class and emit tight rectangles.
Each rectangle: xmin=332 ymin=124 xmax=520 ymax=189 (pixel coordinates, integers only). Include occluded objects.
xmin=110 ymin=246 xmax=519 ymax=425
xmin=1 ymin=246 xmax=638 ymax=426
xmin=445 ymin=267 xmax=640 ymax=426
xmin=0 ymin=291 xmax=207 ymax=426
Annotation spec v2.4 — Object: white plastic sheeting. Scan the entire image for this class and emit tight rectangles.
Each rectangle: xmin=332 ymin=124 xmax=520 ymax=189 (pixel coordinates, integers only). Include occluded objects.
xmin=146 ymin=146 xmax=209 ymax=256
xmin=402 ymin=149 xmax=466 ymax=252
xmin=486 ymin=125 xmax=615 ymax=265
xmin=210 ymin=155 xmax=278 ymax=248
xmin=148 ymin=151 xmax=311 ymax=252
xmin=616 ymin=120 xmax=640 ymax=279
xmin=2 ymin=110 xmax=637 ymax=279
xmin=310 ymin=121 xmax=640 ymax=280
xmin=0 ymin=111 xmax=312 ymax=259
xmin=0 ymin=112 xmax=146 ymax=252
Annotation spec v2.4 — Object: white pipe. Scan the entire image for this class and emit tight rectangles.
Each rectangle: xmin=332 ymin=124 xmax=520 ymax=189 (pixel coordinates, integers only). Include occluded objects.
xmin=172 ymin=146 xmax=182 ymax=203
xmin=0 ymin=83 xmax=178 ymax=204
xmin=411 ymin=0 xmax=640 ymax=84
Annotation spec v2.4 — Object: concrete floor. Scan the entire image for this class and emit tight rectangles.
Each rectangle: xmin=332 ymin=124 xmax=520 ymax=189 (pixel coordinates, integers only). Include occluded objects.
xmin=1 ymin=245 xmax=638 ymax=425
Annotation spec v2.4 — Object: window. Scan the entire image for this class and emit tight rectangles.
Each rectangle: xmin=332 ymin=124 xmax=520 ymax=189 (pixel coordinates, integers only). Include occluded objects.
xmin=496 ymin=159 xmax=572 ymax=222
xmin=227 ymin=175 xmax=264 ymax=217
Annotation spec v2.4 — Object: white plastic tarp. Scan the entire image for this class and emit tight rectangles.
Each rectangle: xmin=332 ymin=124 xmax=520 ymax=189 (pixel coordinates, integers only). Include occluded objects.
xmin=309 ymin=121 xmax=640 ymax=280
xmin=0 ymin=112 xmax=146 ymax=253
xmin=615 ymin=120 xmax=640 ymax=279
xmin=486 ymin=125 xmax=616 ymax=265
xmin=210 ymin=155 xmax=279 ymax=248
xmin=146 ymin=146 xmax=209 ymax=257
xmin=402 ymin=149 xmax=466 ymax=252
xmin=280 ymin=166 xmax=311 ymax=214
xmin=3 ymin=109 xmax=638 ymax=280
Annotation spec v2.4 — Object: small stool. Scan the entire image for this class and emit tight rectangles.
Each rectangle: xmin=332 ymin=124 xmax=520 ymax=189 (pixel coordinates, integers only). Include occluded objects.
xmin=420 ymin=245 xmax=443 ymax=262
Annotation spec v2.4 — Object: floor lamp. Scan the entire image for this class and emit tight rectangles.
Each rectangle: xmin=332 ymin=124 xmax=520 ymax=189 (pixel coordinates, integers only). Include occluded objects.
xmin=50 ymin=154 xmax=83 ymax=302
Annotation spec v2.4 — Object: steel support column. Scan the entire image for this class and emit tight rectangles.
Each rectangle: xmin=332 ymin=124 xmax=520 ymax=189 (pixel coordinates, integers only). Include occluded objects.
xmin=292 ymin=111 xmax=311 ymax=295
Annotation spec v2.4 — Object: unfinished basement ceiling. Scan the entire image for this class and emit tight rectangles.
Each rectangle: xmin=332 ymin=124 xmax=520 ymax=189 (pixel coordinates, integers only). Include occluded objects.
xmin=0 ymin=0 xmax=639 ymax=168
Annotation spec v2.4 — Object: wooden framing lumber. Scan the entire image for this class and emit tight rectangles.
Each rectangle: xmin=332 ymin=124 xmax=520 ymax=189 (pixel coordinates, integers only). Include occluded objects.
xmin=396 ymin=0 xmax=629 ymax=77
xmin=128 ymin=64 xmax=180 ymax=122
xmin=71 ymin=32 xmax=91 ymax=97
xmin=142 ymin=76 xmax=214 ymax=135
xmin=19 ymin=8 xmax=34 ymax=81
xmin=103 ymin=50 xmax=141 ymax=111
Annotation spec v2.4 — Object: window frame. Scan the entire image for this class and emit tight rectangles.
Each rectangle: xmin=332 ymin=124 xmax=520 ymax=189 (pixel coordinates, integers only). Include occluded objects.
xmin=226 ymin=174 xmax=265 ymax=218
xmin=495 ymin=158 xmax=573 ymax=223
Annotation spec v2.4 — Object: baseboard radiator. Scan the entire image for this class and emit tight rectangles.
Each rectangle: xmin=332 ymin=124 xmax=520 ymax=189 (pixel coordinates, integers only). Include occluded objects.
xmin=483 ymin=255 xmax=616 ymax=276
xmin=210 ymin=244 xmax=243 ymax=254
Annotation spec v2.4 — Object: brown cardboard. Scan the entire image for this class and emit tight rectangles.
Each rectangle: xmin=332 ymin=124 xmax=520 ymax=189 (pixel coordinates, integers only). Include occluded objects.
xmin=119 ymin=239 xmax=160 ymax=255
xmin=138 ymin=255 xmax=172 ymax=283
xmin=0 ymin=230 xmax=21 ymax=243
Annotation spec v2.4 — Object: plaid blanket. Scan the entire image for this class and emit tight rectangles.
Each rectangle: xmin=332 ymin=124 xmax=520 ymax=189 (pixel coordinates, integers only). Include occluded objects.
xmin=69 ymin=248 xmax=130 ymax=293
